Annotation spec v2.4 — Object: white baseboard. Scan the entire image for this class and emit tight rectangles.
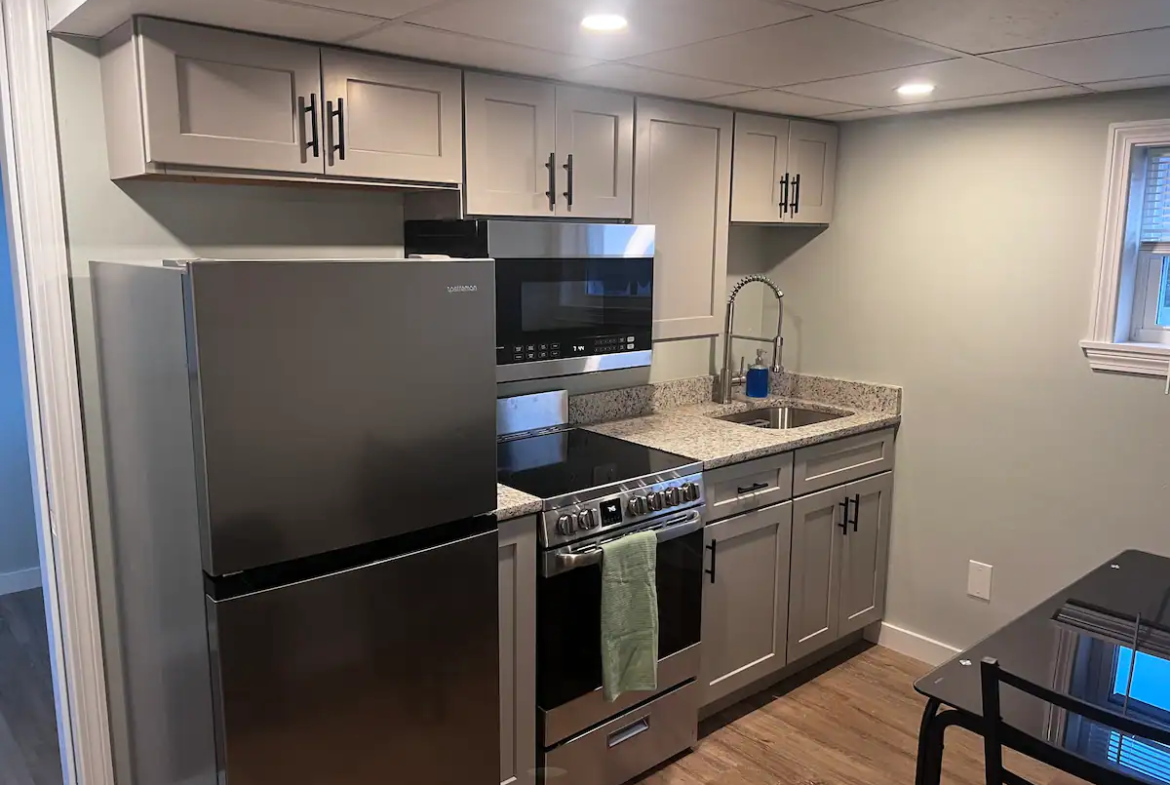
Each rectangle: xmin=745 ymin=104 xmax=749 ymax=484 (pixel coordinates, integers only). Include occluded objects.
xmin=865 ymin=621 xmax=961 ymax=666
xmin=0 ymin=566 xmax=42 ymax=596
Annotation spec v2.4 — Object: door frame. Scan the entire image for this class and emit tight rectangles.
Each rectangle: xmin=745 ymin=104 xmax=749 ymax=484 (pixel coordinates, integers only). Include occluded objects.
xmin=0 ymin=2 xmax=115 ymax=784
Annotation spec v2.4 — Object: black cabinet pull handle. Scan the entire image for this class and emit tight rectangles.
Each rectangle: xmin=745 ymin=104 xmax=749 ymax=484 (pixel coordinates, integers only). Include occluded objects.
xmin=545 ymin=152 xmax=556 ymax=211
xmin=303 ymin=94 xmax=320 ymax=159
xmin=779 ymin=173 xmax=789 ymax=215
xmin=851 ymin=493 xmax=860 ymax=532
xmin=838 ymin=499 xmax=849 ymax=534
xmin=327 ymin=98 xmax=346 ymax=162
xmin=705 ymin=540 xmax=717 ymax=584
xmin=562 ymin=153 xmax=574 ymax=209
xmin=736 ymin=482 xmax=769 ymax=495
xmin=791 ymin=173 xmax=801 ymax=215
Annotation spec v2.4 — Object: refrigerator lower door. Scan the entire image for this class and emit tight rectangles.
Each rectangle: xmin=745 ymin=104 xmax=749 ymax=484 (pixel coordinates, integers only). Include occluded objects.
xmin=207 ymin=528 xmax=498 ymax=785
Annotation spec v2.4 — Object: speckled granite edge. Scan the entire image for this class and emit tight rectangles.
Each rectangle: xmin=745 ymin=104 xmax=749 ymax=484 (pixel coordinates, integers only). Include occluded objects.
xmin=495 ymin=484 xmax=542 ymax=521
xmin=771 ymin=372 xmax=902 ymax=415
xmin=568 ymin=376 xmax=715 ymax=426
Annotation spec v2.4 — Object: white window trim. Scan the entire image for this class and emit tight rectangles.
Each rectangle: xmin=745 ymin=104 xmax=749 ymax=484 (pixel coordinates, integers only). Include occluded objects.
xmin=1082 ymin=120 xmax=1170 ymax=377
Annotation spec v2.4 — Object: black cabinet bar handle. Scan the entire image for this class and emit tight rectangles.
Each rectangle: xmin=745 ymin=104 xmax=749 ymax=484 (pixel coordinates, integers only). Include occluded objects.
xmin=705 ymin=540 xmax=717 ymax=584
xmin=303 ymin=94 xmax=320 ymax=159
xmin=545 ymin=152 xmax=556 ymax=211
xmin=851 ymin=493 xmax=860 ymax=532
xmin=327 ymin=98 xmax=346 ymax=162
xmin=779 ymin=173 xmax=789 ymax=215
xmin=736 ymin=482 xmax=769 ymax=495
xmin=838 ymin=499 xmax=849 ymax=534
xmin=562 ymin=153 xmax=574 ymax=209
xmin=791 ymin=173 xmax=801 ymax=215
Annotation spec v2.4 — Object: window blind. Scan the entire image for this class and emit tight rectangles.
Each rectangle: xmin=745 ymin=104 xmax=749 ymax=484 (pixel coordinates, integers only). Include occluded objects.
xmin=1141 ymin=148 xmax=1170 ymax=244
xmin=1082 ymin=726 xmax=1170 ymax=784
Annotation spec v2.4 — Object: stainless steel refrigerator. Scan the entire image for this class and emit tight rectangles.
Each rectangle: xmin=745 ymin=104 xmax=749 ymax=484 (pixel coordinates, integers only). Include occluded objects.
xmin=91 ymin=259 xmax=499 ymax=785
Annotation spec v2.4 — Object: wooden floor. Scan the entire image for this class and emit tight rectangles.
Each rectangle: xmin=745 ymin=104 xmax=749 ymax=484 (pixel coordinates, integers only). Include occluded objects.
xmin=637 ymin=643 xmax=1058 ymax=785
xmin=0 ymin=589 xmax=63 ymax=785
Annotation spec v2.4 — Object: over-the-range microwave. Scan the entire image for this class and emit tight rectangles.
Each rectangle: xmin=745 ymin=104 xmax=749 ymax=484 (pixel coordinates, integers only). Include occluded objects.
xmin=405 ymin=220 xmax=655 ymax=382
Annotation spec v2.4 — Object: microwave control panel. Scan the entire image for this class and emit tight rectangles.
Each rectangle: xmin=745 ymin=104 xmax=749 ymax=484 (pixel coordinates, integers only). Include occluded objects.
xmin=497 ymin=333 xmax=651 ymax=365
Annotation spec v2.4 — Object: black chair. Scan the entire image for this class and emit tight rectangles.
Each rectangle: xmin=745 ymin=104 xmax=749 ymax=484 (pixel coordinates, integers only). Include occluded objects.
xmin=980 ymin=657 xmax=1170 ymax=785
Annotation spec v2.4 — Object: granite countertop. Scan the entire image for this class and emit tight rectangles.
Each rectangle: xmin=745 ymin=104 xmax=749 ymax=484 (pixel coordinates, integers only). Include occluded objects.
xmin=583 ymin=396 xmax=900 ymax=470
xmin=495 ymin=483 xmax=542 ymax=521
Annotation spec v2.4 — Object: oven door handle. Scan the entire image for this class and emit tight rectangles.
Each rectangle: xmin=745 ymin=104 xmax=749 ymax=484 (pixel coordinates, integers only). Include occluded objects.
xmin=544 ymin=509 xmax=704 ymax=576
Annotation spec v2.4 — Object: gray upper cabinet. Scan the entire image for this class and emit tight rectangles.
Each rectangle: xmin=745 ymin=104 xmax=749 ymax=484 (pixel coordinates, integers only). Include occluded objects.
xmin=465 ymin=73 xmax=558 ymax=217
xmin=465 ymin=75 xmax=633 ymax=219
xmin=131 ymin=17 xmax=323 ymax=175
xmin=498 ymin=516 xmax=537 ymax=785
xmin=787 ymin=486 xmax=842 ymax=663
xmin=730 ymin=112 xmax=838 ymax=225
xmin=700 ymin=501 xmax=791 ymax=707
xmin=837 ymin=472 xmax=893 ymax=637
xmin=554 ymin=86 xmax=634 ymax=219
xmin=321 ymin=49 xmax=462 ymax=184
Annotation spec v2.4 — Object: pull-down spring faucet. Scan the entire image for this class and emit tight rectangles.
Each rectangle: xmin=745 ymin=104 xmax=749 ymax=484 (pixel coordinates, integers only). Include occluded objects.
xmin=716 ymin=275 xmax=784 ymax=404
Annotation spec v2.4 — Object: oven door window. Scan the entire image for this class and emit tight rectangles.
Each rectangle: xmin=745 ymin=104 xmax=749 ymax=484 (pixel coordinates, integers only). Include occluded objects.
xmin=537 ymin=528 xmax=702 ymax=711
xmin=496 ymin=257 xmax=652 ymax=351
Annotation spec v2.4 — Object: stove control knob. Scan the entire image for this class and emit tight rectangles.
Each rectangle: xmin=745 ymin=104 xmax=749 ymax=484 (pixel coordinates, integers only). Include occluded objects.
xmin=628 ymin=496 xmax=646 ymax=516
xmin=665 ymin=487 xmax=679 ymax=506
xmin=649 ymin=492 xmax=663 ymax=511
xmin=556 ymin=515 xmax=572 ymax=535
xmin=579 ymin=509 xmax=595 ymax=530
xmin=688 ymin=483 xmax=702 ymax=502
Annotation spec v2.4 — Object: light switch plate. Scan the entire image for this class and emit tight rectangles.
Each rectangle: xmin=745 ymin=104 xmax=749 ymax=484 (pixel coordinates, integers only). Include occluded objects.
xmin=968 ymin=560 xmax=992 ymax=601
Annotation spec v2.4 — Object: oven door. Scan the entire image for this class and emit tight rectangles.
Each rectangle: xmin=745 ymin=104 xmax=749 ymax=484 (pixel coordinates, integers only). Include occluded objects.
xmin=496 ymin=251 xmax=653 ymax=383
xmin=537 ymin=509 xmax=703 ymax=746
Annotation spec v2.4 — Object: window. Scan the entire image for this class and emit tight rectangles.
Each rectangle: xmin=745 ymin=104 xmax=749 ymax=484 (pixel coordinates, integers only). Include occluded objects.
xmin=1133 ymin=148 xmax=1170 ymax=344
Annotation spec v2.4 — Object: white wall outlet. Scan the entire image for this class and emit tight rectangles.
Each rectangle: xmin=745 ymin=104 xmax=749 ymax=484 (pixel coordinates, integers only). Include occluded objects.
xmin=968 ymin=560 xmax=993 ymax=601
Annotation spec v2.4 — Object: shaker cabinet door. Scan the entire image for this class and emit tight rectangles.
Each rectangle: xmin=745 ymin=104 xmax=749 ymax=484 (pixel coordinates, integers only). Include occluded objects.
xmin=321 ymin=49 xmax=462 ymax=184
xmin=700 ymin=502 xmax=791 ymax=706
xmin=785 ymin=120 xmax=838 ymax=225
xmin=730 ymin=113 xmax=789 ymax=223
xmin=554 ymin=86 xmax=634 ymax=220
xmin=465 ymin=73 xmax=557 ymax=217
xmin=137 ymin=18 xmax=323 ymax=174
xmin=787 ymin=486 xmax=842 ymax=662
xmin=499 ymin=517 xmax=537 ymax=785
xmin=837 ymin=472 xmax=893 ymax=636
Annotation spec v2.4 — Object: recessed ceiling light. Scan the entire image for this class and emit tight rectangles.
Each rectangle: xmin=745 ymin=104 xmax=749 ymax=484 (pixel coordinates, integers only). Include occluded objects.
xmin=897 ymin=82 xmax=935 ymax=97
xmin=581 ymin=13 xmax=628 ymax=32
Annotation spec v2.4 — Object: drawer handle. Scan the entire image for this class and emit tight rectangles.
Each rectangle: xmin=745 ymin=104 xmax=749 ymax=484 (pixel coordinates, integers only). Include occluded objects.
xmin=736 ymin=482 xmax=769 ymax=496
xmin=607 ymin=716 xmax=650 ymax=748
xmin=705 ymin=540 xmax=717 ymax=584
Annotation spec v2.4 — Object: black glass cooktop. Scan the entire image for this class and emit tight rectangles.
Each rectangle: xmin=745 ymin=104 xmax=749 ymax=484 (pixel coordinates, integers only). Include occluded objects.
xmin=497 ymin=429 xmax=694 ymax=501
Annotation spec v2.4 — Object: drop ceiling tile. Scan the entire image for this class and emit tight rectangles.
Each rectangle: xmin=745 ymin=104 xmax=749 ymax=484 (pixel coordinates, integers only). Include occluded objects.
xmin=841 ymin=0 xmax=1170 ymax=55
xmin=784 ymin=57 xmax=1063 ymax=108
xmin=559 ymin=64 xmax=747 ymax=99
xmin=1085 ymin=74 xmax=1170 ymax=92
xmin=818 ymin=107 xmax=898 ymax=120
xmin=349 ymin=22 xmax=597 ymax=74
xmin=121 ymin=0 xmax=384 ymax=42
xmin=401 ymin=0 xmax=810 ymax=61
xmin=707 ymin=89 xmax=864 ymax=117
xmin=987 ymin=28 xmax=1170 ymax=85
xmin=629 ymin=15 xmax=952 ymax=88
xmin=891 ymin=85 xmax=1088 ymax=113
xmin=292 ymin=0 xmax=446 ymax=20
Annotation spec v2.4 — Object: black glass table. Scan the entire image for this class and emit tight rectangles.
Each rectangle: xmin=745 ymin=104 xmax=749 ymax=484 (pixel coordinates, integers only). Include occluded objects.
xmin=914 ymin=550 xmax=1170 ymax=785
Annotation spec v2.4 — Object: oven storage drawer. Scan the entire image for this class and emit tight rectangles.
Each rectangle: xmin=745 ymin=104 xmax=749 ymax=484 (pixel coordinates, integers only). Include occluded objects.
xmin=705 ymin=452 xmax=793 ymax=521
xmin=792 ymin=428 xmax=895 ymax=497
xmin=545 ymin=681 xmax=698 ymax=785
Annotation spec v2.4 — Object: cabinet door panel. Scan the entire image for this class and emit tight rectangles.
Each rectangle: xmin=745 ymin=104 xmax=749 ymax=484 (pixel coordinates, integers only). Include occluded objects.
xmin=466 ymin=73 xmax=557 ymax=216
xmin=322 ymin=49 xmax=462 ymax=183
xmin=555 ymin=86 xmax=633 ymax=219
xmin=499 ymin=517 xmax=537 ymax=785
xmin=838 ymin=472 xmax=893 ymax=636
xmin=138 ymin=18 xmax=322 ymax=174
xmin=700 ymin=502 xmax=791 ymax=706
xmin=730 ymin=113 xmax=788 ymax=223
xmin=788 ymin=487 xmax=842 ymax=662
xmin=635 ymin=98 xmax=732 ymax=340
xmin=786 ymin=120 xmax=838 ymax=225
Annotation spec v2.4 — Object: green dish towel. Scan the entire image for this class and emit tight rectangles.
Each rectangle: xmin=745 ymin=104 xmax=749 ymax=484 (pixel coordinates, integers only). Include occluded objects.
xmin=600 ymin=530 xmax=659 ymax=702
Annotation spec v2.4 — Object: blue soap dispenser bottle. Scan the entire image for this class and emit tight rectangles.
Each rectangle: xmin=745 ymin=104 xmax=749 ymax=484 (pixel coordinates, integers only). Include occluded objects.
xmin=746 ymin=349 xmax=769 ymax=399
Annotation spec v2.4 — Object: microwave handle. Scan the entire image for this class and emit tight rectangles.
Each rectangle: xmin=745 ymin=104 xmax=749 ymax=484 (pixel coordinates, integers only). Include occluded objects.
xmin=544 ymin=509 xmax=703 ymax=576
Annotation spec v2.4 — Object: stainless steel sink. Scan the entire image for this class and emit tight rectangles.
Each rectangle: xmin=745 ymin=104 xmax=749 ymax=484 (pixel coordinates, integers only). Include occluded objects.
xmin=716 ymin=406 xmax=847 ymax=429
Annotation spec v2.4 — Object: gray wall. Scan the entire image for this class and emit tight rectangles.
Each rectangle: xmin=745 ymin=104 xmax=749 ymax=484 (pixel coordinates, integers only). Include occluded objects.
xmin=759 ymin=88 xmax=1170 ymax=650
xmin=0 ymin=178 xmax=39 ymax=585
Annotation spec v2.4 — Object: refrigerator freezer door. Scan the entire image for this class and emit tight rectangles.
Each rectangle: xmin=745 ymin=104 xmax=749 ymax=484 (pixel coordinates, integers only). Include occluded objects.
xmin=207 ymin=527 xmax=498 ymax=784
xmin=186 ymin=259 xmax=497 ymax=575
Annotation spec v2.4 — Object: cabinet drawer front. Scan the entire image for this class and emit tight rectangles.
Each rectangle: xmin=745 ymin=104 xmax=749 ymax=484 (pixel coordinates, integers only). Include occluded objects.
xmin=793 ymin=428 xmax=894 ymax=497
xmin=705 ymin=452 xmax=793 ymax=521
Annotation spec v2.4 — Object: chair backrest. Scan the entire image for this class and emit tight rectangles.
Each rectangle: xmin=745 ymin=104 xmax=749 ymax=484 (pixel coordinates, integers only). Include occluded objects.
xmin=980 ymin=657 xmax=1170 ymax=785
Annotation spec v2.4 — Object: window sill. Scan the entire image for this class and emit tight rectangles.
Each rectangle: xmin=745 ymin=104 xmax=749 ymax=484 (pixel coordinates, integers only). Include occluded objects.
xmin=1080 ymin=340 xmax=1170 ymax=377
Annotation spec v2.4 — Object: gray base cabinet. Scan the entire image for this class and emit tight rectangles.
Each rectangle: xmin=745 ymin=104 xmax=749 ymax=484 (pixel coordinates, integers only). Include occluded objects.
xmin=499 ymin=516 xmax=537 ymax=785
xmin=699 ymin=501 xmax=792 ymax=706
xmin=788 ymin=471 xmax=893 ymax=662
